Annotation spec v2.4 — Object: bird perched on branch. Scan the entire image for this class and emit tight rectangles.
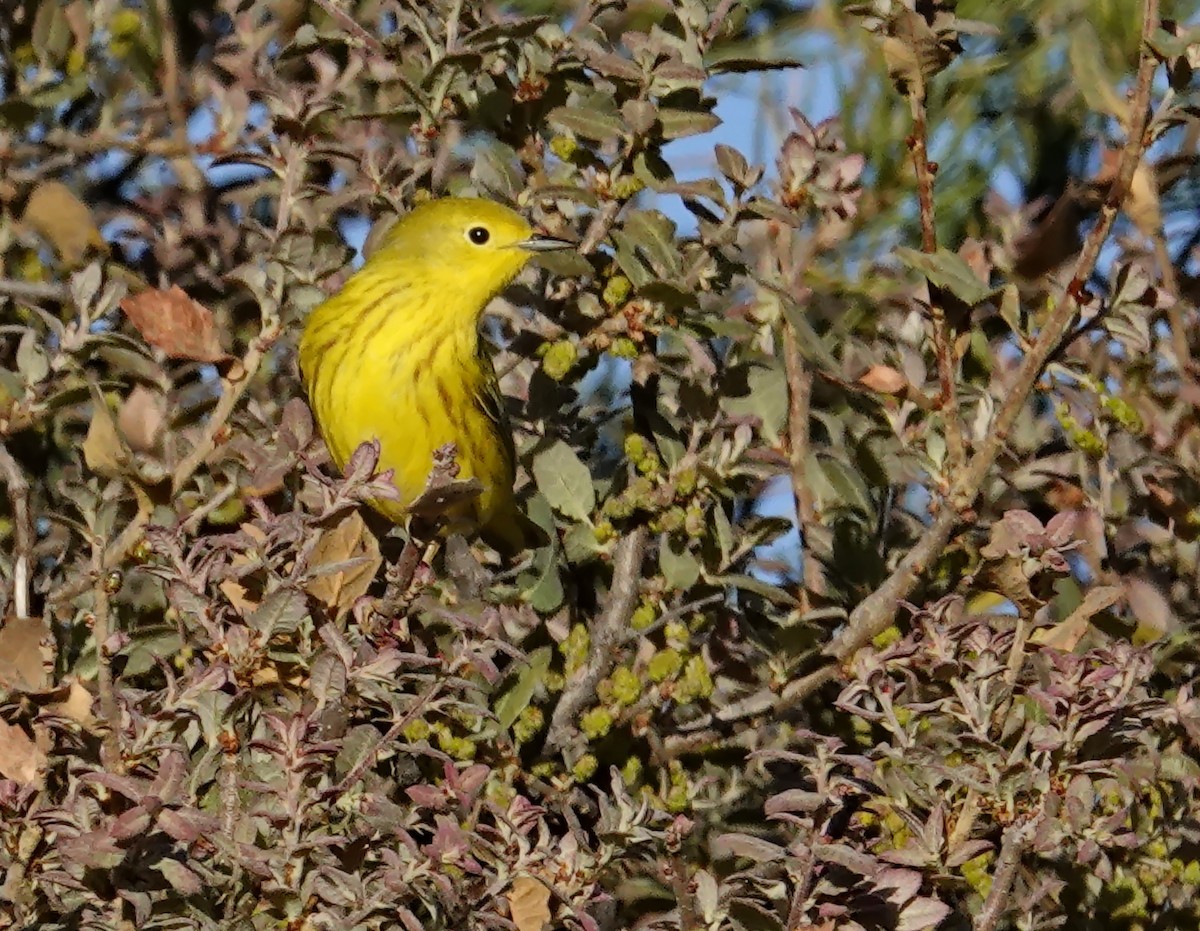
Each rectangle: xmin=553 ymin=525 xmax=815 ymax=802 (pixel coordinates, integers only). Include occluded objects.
xmin=299 ymin=197 xmax=571 ymax=552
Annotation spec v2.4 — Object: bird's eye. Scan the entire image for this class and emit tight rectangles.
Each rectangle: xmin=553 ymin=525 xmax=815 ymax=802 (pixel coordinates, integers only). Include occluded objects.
xmin=467 ymin=226 xmax=490 ymax=245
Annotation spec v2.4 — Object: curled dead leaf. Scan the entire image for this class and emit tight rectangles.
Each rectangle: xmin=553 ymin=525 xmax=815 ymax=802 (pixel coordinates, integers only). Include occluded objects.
xmin=21 ymin=181 xmax=107 ymax=266
xmin=304 ymin=512 xmax=382 ymax=617
xmin=118 ymin=385 xmax=167 ymax=454
xmin=120 ymin=286 xmax=229 ymax=363
xmin=509 ymin=875 xmax=552 ymax=931
xmin=83 ymin=399 xmax=131 ymax=479
xmin=0 ymin=720 xmax=45 ymax=786
xmin=0 ymin=615 xmax=52 ymax=693
xmin=858 ymin=365 xmax=908 ymax=395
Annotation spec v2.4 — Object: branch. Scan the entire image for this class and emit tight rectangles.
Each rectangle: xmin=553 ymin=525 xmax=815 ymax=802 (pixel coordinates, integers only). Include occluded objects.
xmin=0 ymin=442 xmax=32 ymax=618
xmin=0 ymin=279 xmax=70 ymax=303
xmin=781 ymin=321 xmax=825 ymax=605
xmin=91 ymin=538 xmax=122 ymax=770
xmin=974 ymin=806 xmax=1046 ymax=931
xmin=546 ymin=527 xmax=647 ymax=752
xmin=908 ymin=88 xmax=965 ymax=477
xmin=778 ymin=0 xmax=1162 ymax=704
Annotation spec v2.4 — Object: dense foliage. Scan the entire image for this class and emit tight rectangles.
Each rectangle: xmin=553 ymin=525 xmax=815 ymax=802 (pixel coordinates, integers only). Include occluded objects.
xmin=1 ymin=0 xmax=1200 ymax=929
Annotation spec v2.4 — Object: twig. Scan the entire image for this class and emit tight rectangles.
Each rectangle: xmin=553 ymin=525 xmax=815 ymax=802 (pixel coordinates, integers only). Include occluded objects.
xmin=579 ymin=200 xmax=622 ymax=255
xmin=908 ymin=89 xmax=965 ymax=477
xmin=546 ymin=527 xmax=647 ymax=752
xmin=781 ymin=322 xmax=825 ymax=606
xmin=784 ymin=841 xmax=817 ymax=931
xmin=311 ymin=0 xmax=388 ymax=57
xmin=325 ymin=676 xmax=444 ymax=798
xmin=0 ymin=442 xmax=32 ymax=618
xmin=665 ymin=817 xmax=700 ymax=931
xmin=1151 ymin=233 xmax=1192 ymax=371
xmin=91 ymin=539 xmax=122 ymax=770
xmin=974 ymin=806 xmax=1046 ymax=931
xmin=0 ymin=279 xmax=70 ymax=303
xmin=377 ymin=536 xmax=427 ymax=616
xmin=779 ymin=0 xmax=1161 ymax=704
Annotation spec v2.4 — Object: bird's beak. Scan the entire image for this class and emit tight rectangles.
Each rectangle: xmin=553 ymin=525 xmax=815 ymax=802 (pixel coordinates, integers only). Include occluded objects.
xmin=517 ymin=236 xmax=575 ymax=252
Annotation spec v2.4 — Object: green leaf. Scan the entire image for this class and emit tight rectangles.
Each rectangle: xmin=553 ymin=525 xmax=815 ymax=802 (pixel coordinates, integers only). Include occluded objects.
xmin=818 ymin=456 xmax=875 ymax=517
xmin=532 ymin=440 xmax=595 ymax=520
xmin=563 ymin=522 xmax=603 ymax=564
xmin=16 ymin=331 xmax=49 ymax=386
xmin=471 ymin=142 xmax=523 ymax=200
xmin=724 ymin=362 xmax=787 ymax=443
xmin=660 ymin=538 xmax=701 ymax=589
xmin=896 ymin=246 xmax=998 ymax=306
xmin=658 ymin=108 xmax=721 ymax=140
xmin=548 ymin=105 xmax=625 ymax=142
xmin=717 ymin=574 xmax=798 ymax=606
xmin=493 ymin=646 xmax=552 ymax=730
xmin=521 ymin=543 xmax=564 ymax=613
xmin=621 ymin=209 xmax=681 ymax=277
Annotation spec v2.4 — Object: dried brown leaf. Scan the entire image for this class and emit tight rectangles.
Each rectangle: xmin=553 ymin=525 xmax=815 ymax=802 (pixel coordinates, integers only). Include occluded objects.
xmin=0 ymin=719 xmax=44 ymax=786
xmin=47 ymin=680 xmax=94 ymax=723
xmin=0 ymin=615 xmax=52 ymax=692
xmin=118 ymin=385 xmax=167 ymax=454
xmin=83 ymin=401 xmax=129 ymax=478
xmin=509 ymin=875 xmax=552 ymax=931
xmin=858 ymin=365 xmax=908 ymax=395
xmin=304 ymin=512 xmax=382 ymax=616
xmin=21 ymin=181 xmax=106 ymax=266
xmin=120 ymin=286 xmax=229 ymax=362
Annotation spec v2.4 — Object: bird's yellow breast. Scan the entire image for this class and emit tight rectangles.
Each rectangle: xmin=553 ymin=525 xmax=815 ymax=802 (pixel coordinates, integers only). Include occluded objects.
xmin=299 ymin=275 xmax=516 ymax=540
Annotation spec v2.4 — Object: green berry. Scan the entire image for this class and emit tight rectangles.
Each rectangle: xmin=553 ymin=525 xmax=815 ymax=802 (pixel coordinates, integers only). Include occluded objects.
xmin=603 ymin=275 xmax=632 ymax=308
xmin=610 ymin=176 xmax=645 ymax=199
xmin=572 ymin=753 xmax=599 ymax=781
xmin=647 ymin=648 xmax=682 ymax=682
xmin=560 ymin=624 xmax=591 ymax=674
xmin=541 ymin=339 xmax=578 ymax=381
xmin=610 ymin=666 xmax=641 ymax=706
xmin=513 ymin=706 xmax=544 ymax=744
xmin=609 ymin=337 xmax=639 ymax=359
xmin=580 ymin=707 xmax=613 ymax=739
xmin=630 ymin=601 xmax=657 ymax=631
xmin=549 ymin=135 xmax=579 ymax=161
xmin=402 ymin=719 xmax=431 ymax=742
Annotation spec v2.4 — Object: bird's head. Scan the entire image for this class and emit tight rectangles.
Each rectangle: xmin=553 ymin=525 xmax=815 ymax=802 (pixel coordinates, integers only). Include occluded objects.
xmin=369 ymin=197 xmax=572 ymax=312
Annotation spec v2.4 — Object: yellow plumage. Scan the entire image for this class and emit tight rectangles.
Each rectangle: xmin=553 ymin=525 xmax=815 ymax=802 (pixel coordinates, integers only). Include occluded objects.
xmin=298 ymin=197 xmax=569 ymax=551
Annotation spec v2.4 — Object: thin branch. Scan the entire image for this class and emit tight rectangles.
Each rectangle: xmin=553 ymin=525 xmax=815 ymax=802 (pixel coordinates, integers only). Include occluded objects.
xmin=782 ymin=321 xmax=825 ymax=606
xmin=781 ymin=0 xmax=1162 ymax=704
xmin=975 ymin=806 xmax=1046 ymax=931
xmin=91 ymin=539 xmax=122 ymax=770
xmin=0 ymin=279 xmax=70 ymax=303
xmin=0 ymin=442 xmax=32 ymax=618
xmin=908 ymin=89 xmax=965 ymax=477
xmin=546 ymin=527 xmax=648 ymax=752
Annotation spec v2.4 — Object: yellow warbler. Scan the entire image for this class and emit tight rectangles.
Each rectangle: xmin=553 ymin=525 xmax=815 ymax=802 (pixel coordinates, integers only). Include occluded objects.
xmin=299 ymin=197 xmax=570 ymax=551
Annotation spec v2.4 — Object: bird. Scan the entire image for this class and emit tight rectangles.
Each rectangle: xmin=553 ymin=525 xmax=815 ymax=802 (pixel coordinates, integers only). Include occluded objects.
xmin=298 ymin=196 xmax=571 ymax=552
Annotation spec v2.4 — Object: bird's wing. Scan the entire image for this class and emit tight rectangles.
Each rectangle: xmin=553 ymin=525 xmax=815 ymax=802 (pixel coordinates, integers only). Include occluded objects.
xmin=474 ymin=344 xmax=518 ymax=484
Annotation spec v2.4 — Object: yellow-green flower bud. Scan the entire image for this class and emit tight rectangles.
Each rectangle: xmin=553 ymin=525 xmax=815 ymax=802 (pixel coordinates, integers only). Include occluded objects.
xmin=572 ymin=753 xmax=599 ymax=781
xmin=580 ymin=707 xmax=613 ymax=739
xmin=630 ymin=601 xmax=657 ymax=630
xmin=603 ymin=275 xmax=632 ymax=308
xmin=610 ymin=666 xmax=641 ymax=706
xmin=540 ymin=339 xmax=578 ymax=381
xmin=609 ymin=337 xmax=640 ymax=359
xmin=549 ymin=135 xmax=579 ymax=161
xmin=648 ymin=648 xmax=682 ymax=682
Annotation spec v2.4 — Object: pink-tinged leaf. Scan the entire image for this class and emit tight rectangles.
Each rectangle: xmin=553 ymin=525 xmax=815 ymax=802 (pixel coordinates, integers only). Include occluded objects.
xmin=158 ymin=808 xmax=219 ymax=844
xmin=156 ymin=859 xmax=203 ymax=896
xmin=945 ymin=839 xmax=993 ymax=867
xmin=711 ymin=832 xmax=785 ymax=862
xmin=896 ymin=896 xmax=950 ymax=931
xmin=765 ymin=788 xmax=826 ymax=816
